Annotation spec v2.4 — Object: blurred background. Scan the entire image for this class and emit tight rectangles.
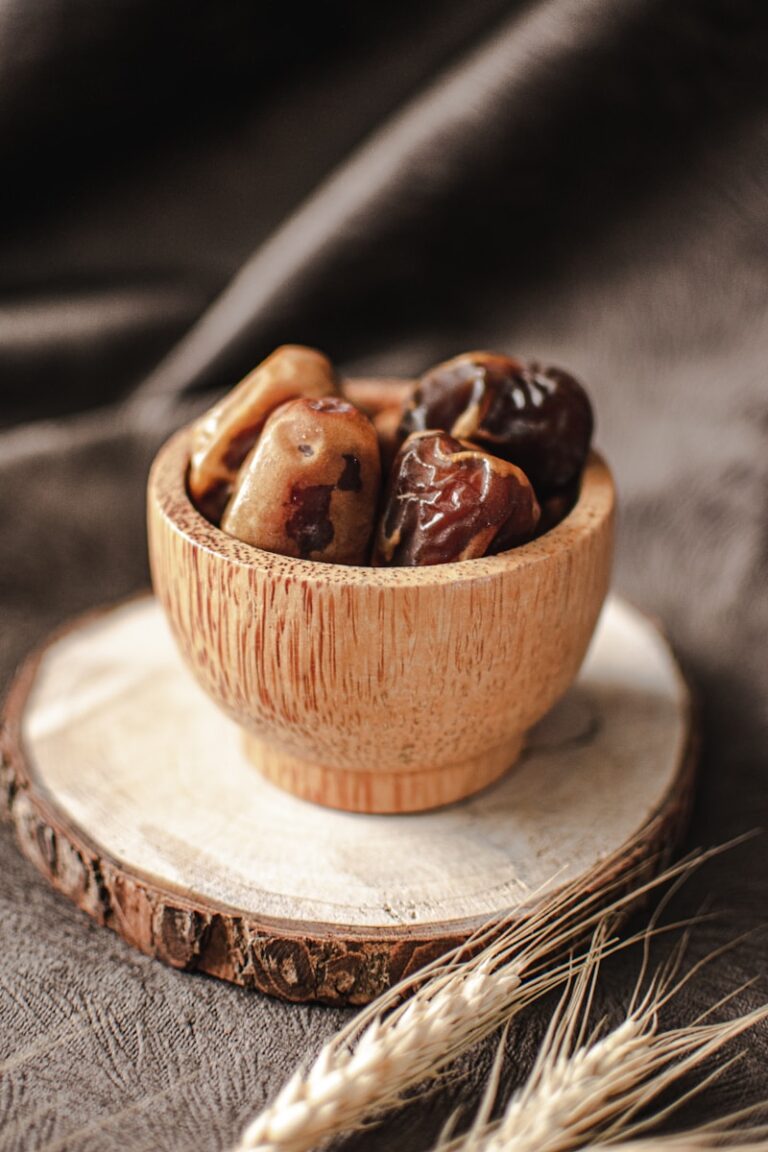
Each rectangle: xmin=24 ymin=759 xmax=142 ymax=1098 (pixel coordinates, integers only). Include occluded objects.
xmin=1 ymin=1 xmax=768 ymax=1149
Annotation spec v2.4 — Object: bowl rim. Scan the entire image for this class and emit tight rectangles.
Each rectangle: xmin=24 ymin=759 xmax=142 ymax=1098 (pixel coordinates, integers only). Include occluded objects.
xmin=149 ymin=425 xmax=615 ymax=589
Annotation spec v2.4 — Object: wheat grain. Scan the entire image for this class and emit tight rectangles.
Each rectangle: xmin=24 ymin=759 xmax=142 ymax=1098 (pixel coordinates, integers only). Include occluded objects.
xmin=235 ymin=848 xmax=729 ymax=1152
xmin=434 ymin=932 xmax=768 ymax=1152
xmin=238 ymin=952 xmax=546 ymax=1152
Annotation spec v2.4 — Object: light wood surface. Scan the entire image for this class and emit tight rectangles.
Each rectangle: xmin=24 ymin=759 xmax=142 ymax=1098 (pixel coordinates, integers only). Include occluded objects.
xmin=1 ymin=594 xmax=694 ymax=1005
xmin=147 ymin=426 xmax=615 ymax=812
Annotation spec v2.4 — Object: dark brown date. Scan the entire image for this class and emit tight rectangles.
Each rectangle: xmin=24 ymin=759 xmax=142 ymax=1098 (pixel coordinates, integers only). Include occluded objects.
xmin=400 ymin=351 xmax=593 ymax=496
xmin=221 ymin=396 xmax=380 ymax=564
xmin=372 ymin=405 xmax=404 ymax=475
xmin=534 ymin=481 xmax=580 ymax=539
xmin=189 ymin=345 xmax=338 ymax=523
xmin=374 ymin=431 xmax=540 ymax=567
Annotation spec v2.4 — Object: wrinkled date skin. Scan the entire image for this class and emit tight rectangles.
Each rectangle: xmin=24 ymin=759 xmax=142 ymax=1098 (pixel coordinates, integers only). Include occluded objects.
xmin=374 ymin=431 xmax=540 ymax=567
xmin=400 ymin=351 xmax=593 ymax=497
xmin=188 ymin=345 xmax=338 ymax=523
xmin=221 ymin=396 xmax=381 ymax=564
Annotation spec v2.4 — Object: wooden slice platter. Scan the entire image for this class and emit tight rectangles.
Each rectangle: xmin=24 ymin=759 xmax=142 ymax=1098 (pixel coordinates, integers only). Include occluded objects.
xmin=0 ymin=594 xmax=694 ymax=1005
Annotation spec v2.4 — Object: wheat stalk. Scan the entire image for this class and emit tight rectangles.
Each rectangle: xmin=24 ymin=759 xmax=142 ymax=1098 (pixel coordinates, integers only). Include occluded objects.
xmin=434 ymin=930 xmax=768 ymax=1152
xmin=598 ymin=1139 xmax=768 ymax=1151
xmin=596 ymin=1114 xmax=768 ymax=1151
xmin=237 ymin=936 xmax=568 ymax=1152
xmin=235 ymin=848 xmax=728 ymax=1152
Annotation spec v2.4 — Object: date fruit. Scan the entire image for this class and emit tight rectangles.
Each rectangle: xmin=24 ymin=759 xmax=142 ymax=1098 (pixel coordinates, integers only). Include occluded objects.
xmin=374 ymin=431 xmax=540 ymax=567
xmin=400 ymin=351 xmax=593 ymax=496
xmin=534 ymin=481 xmax=580 ymax=539
xmin=189 ymin=345 xmax=338 ymax=523
xmin=372 ymin=405 xmax=404 ymax=474
xmin=221 ymin=396 xmax=381 ymax=564
xmin=341 ymin=376 xmax=416 ymax=417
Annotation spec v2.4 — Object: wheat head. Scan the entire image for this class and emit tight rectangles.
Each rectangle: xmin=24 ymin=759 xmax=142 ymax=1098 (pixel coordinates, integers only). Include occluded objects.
xmin=235 ymin=848 xmax=729 ymax=1152
xmin=435 ymin=929 xmax=768 ymax=1152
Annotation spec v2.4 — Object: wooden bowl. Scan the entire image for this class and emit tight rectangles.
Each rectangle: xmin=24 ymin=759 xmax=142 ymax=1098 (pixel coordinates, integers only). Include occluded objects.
xmin=147 ymin=423 xmax=615 ymax=814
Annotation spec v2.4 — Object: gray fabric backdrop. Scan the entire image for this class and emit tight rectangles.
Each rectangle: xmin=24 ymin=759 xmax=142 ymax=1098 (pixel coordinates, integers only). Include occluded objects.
xmin=1 ymin=1 xmax=767 ymax=1148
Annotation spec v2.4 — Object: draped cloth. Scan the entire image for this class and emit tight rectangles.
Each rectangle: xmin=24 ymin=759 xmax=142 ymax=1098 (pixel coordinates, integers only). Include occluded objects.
xmin=1 ymin=2 xmax=767 ymax=1147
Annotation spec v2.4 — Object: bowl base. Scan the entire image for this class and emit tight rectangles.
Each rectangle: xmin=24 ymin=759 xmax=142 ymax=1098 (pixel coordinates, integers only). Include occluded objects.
xmin=241 ymin=733 xmax=525 ymax=814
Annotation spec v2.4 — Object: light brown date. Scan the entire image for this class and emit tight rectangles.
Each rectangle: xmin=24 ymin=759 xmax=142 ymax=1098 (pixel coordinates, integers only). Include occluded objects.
xmin=221 ymin=396 xmax=381 ymax=564
xmin=188 ymin=345 xmax=338 ymax=523
xmin=374 ymin=431 xmax=540 ymax=567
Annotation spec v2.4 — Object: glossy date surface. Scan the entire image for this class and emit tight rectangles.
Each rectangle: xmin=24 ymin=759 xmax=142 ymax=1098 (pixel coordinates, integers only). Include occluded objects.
xmin=221 ymin=396 xmax=380 ymax=564
xmin=400 ymin=351 xmax=593 ymax=496
xmin=375 ymin=430 xmax=540 ymax=567
xmin=189 ymin=345 xmax=338 ymax=523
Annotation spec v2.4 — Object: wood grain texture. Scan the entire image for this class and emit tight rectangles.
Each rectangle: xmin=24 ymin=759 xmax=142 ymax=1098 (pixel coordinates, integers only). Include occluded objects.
xmin=1 ymin=595 xmax=694 ymax=1005
xmin=147 ymin=425 xmax=615 ymax=812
